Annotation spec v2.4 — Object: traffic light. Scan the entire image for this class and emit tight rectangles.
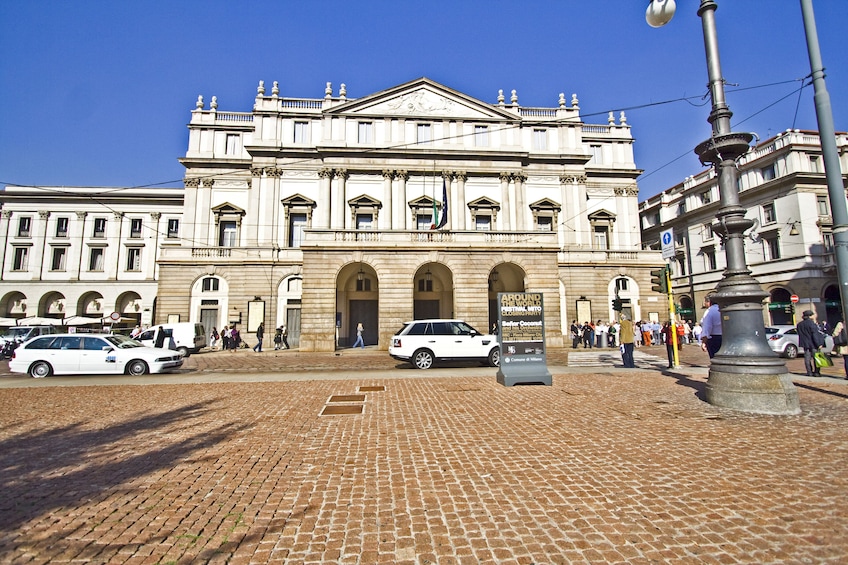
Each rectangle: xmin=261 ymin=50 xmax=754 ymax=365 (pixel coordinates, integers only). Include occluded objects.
xmin=650 ymin=266 xmax=668 ymax=294
xmin=612 ymin=298 xmax=623 ymax=312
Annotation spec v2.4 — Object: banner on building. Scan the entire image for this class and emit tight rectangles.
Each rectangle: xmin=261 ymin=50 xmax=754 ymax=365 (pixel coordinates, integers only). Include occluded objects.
xmin=496 ymin=292 xmax=552 ymax=386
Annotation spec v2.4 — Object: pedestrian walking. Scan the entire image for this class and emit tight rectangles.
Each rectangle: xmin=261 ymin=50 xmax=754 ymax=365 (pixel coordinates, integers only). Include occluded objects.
xmin=210 ymin=327 xmax=219 ymax=349
xmin=570 ymin=321 xmax=581 ymax=349
xmin=230 ymin=326 xmax=240 ymax=351
xmin=281 ymin=324 xmax=289 ymax=349
xmin=253 ymin=323 xmax=264 ymax=352
xmin=274 ymin=326 xmax=282 ymax=350
xmin=222 ymin=325 xmax=231 ymax=351
xmin=353 ymin=322 xmax=365 ymax=348
xmin=832 ymin=319 xmax=848 ymax=379
xmin=797 ymin=310 xmax=825 ymax=377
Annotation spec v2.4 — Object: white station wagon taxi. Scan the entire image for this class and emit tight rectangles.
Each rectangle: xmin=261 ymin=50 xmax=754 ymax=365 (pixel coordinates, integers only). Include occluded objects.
xmin=9 ymin=333 xmax=184 ymax=378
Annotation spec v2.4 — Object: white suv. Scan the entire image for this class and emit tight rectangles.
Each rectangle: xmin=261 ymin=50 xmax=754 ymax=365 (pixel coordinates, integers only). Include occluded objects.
xmin=389 ymin=319 xmax=500 ymax=370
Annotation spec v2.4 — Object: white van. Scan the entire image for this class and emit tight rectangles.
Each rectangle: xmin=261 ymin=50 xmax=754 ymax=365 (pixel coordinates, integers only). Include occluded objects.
xmin=136 ymin=323 xmax=206 ymax=357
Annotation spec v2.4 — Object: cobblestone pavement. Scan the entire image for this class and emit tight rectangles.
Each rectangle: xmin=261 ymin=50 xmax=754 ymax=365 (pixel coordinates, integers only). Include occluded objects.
xmin=1 ymin=346 xmax=847 ymax=564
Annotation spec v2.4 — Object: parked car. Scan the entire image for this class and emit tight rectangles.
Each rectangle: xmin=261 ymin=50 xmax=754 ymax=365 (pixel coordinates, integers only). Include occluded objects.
xmin=136 ymin=323 xmax=206 ymax=357
xmin=389 ymin=319 xmax=500 ymax=369
xmin=0 ymin=325 xmax=59 ymax=347
xmin=765 ymin=325 xmax=834 ymax=359
xmin=9 ymin=333 xmax=184 ymax=378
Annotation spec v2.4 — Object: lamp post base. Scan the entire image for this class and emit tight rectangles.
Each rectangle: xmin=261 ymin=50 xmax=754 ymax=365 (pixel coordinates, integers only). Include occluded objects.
xmin=706 ymin=363 xmax=800 ymax=415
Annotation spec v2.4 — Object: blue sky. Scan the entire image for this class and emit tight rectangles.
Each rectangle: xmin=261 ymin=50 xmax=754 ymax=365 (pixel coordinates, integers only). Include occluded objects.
xmin=1 ymin=0 xmax=845 ymax=200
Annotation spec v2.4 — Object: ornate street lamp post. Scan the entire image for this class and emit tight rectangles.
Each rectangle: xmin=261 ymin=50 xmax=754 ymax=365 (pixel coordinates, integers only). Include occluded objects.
xmin=647 ymin=0 xmax=800 ymax=414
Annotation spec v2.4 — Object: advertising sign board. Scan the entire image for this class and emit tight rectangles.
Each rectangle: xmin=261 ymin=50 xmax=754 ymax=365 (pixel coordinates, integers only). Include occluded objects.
xmin=495 ymin=292 xmax=552 ymax=386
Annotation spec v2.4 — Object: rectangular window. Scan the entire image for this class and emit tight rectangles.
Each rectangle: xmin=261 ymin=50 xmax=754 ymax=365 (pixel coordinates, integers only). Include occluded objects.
xmin=89 ymin=248 xmax=104 ymax=271
xmin=93 ymin=218 xmax=107 ymax=238
xmin=130 ymin=218 xmax=143 ymax=238
xmin=818 ymin=196 xmax=830 ymax=216
xmin=417 ymin=214 xmax=433 ymax=230
xmin=533 ymin=129 xmax=547 ymax=150
xmin=823 ymin=232 xmax=834 ymax=253
xmin=705 ymin=249 xmax=717 ymax=270
xmin=702 ymin=190 xmax=712 ymax=204
xmin=475 ymin=215 xmax=491 ymax=231
xmin=765 ymin=237 xmax=781 ymax=261
xmin=55 ymin=217 xmax=69 ymax=238
xmin=811 ymin=155 xmax=821 ymax=173
xmin=357 ymin=122 xmax=373 ymax=144
xmin=220 ymin=221 xmax=237 ymax=247
xmin=202 ymin=277 xmax=220 ymax=291
xmin=417 ymin=123 xmax=431 ymax=145
xmin=12 ymin=247 xmax=29 ymax=271
xmin=763 ymin=203 xmax=776 ymax=224
xmin=167 ymin=219 xmax=180 ymax=238
xmin=126 ymin=248 xmax=141 ymax=271
xmin=226 ymin=134 xmax=239 ymax=155
xmin=17 ymin=217 xmax=31 ymax=237
xmin=589 ymin=145 xmax=602 ymax=164
xmin=294 ymin=121 xmax=309 ymax=144
xmin=762 ymin=164 xmax=776 ymax=181
xmin=593 ymin=227 xmax=609 ymax=250
xmin=288 ymin=214 xmax=307 ymax=248
xmin=356 ymin=214 xmax=373 ymax=230
xmin=703 ymin=223 xmax=714 ymax=240
xmin=677 ymin=257 xmax=687 ymax=276
xmin=50 ymin=247 xmax=66 ymax=271
xmin=474 ymin=125 xmax=489 ymax=147
xmin=536 ymin=216 xmax=553 ymax=231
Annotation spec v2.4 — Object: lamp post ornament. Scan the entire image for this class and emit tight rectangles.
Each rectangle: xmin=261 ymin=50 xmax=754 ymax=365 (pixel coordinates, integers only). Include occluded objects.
xmin=647 ymin=0 xmax=800 ymax=414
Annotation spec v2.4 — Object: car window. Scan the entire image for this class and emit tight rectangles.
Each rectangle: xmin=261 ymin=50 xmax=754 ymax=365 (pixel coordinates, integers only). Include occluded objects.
xmin=50 ymin=336 xmax=82 ymax=350
xmin=26 ymin=336 xmax=58 ymax=349
xmin=406 ymin=323 xmax=427 ymax=336
xmin=104 ymin=335 xmax=143 ymax=349
xmin=786 ymin=329 xmax=798 ymax=335
xmin=432 ymin=322 xmax=453 ymax=335
xmin=765 ymin=328 xmax=779 ymax=335
xmin=83 ymin=337 xmax=108 ymax=351
xmin=139 ymin=330 xmax=154 ymax=340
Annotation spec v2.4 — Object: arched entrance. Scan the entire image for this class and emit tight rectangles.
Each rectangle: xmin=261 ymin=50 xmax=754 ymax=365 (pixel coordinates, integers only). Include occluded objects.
xmin=824 ymin=284 xmax=842 ymax=327
xmin=678 ymin=295 xmax=696 ymax=324
xmin=488 ymin=263 xmax=526 ymax=331
xmin=413 ymin=263 xmax=454 ymax=320
xmin=39 ymin=292 xmax=66 ymax=320
xmin=77 ymin=292 xmax=104 ymax=318
xmin=277 ymin=275 xmax=303 ymax=348
xmin=116 ymin=291 xmax=142 ymax=328
xmin=338 ymin=263 xmax=378 ymax=348
xmin=0 ymin=292 xmax=28 ymax=320
xmin=769 ymin=288 xmax=793 ymax=326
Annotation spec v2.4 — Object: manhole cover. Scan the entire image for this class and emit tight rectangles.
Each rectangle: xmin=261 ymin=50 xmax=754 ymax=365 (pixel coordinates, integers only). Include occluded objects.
xmin=321 ymin=405 xmax=364 ymax=415
xmin=329 ymin=395 xmax=366 ymax=403
xmin=359 ymin=386 xmax=385 ymax=392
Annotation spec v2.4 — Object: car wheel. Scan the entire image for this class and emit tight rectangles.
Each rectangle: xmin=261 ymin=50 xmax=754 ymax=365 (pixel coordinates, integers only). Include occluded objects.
xmin=487 ymin=348 xmax=500 ymax=367
xmin=784 ymin=344 xmax=798 ymax=359
xmin=29 ymin=361 xmax=52 ymax=378
xmin=177 ymin=346 xmax=189 ymax=358
xmin=413 ymin=349 xmax=434 ymax=370
xmin=127 ymin=360 xmax=149 ymax=376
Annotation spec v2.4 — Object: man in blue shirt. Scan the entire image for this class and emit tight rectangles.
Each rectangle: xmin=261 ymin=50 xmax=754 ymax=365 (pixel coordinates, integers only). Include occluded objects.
xmin=700 ymin=295 xmax=722 ymax=358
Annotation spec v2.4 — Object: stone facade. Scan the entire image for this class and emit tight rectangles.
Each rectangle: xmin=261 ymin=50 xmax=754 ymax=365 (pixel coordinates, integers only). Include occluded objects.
xmin=165 ymin=77 xmax=661 ymax=350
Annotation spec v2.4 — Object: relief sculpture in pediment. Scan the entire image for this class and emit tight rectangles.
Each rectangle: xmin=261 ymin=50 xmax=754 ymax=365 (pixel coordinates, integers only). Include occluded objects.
xmin=383 ymin=89 xmax=455 ymax=115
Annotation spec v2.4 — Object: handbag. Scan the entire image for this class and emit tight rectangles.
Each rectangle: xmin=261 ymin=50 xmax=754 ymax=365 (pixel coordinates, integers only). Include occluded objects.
xmin=814 ymin=351 xmax=833 ymax=368
xmin=834 ymin=330 xmax=847 ymax=347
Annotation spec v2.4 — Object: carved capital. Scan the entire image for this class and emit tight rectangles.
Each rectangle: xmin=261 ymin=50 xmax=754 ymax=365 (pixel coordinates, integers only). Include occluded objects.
xmin=513 ymin=172 xmax=528 ymax=183
xmin=265 ymin=167 xmax=284 ymax=179
xmin=454 ymin=171 xmax=467 ymax=182
xmin=150 ymin=212 xmax=162 ymax=220
xmin=184 ymin=177 xmax=201 ymax=188
xmin=250 ymin=167 xmax=264 ymax=177
xmin=559 ymin=173 xmax=587 ymax=185
xmin=441 ymin=170 xmax=453 ymax=181
xmin=396 ymin=170 xmax=409 ymax=181
xmin=499 ymin=172 xmax=513 ymax=183
xmin=334 ymin=169 xmax=348 ymax=180
xmin=39 ymin=210 xmax=50 ymax=220
xmin=201 ymin=178 xmax=215 ymax=188
xmin=382 ymin=169 xmax=395 ymax=180
xmin=318 ymin=168 xmax=334 ymax=179
xmin=75 ymin=211 xmax=87 ymax=220
xmin=1 ymin=210 xmax=12 ymax=220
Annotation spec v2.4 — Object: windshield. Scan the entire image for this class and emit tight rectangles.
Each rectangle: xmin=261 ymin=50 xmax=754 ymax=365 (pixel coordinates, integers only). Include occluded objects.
xmin=0 ymin=328 xmax=32 ymax=340
xmin=105 ymin=334 xmax=144 ymax=349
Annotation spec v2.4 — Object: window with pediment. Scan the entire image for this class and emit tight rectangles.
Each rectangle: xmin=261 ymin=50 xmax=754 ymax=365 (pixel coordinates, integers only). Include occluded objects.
xmin=530 ymin=198 xmax=561 ymax=232
xmin=211 ymin=203 xmax=245 ymax=247
xmin=588 ymin=209 xmax=616 ymax=250
xmin=282 ymin=194 xmax=316 ymax=248
xmin=348 ymin=194 xmax=381 ymax=230
xmin=468 ymin=197 xmax=500 ymax=231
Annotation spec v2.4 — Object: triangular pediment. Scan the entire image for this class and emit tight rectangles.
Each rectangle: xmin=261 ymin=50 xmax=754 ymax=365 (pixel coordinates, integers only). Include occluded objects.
xmin=281 ymin=193 xmax=316 ymax=208
xmin=211 ymin=202 xmax=245 ymax=215
xmin=409 ymin=195 xmax=440 ymax=207
xmin=588 ymin=209 xmax=616 ymax=221
xmin=348 ymin=194 xmax=382 ymax=208
xmin=530 ymin=198 xmax=561 ymax=211
xmin=330 ymin=77 xmax=518 ymax=121
xmin=468 ymin=196 xmax=500 ymax=210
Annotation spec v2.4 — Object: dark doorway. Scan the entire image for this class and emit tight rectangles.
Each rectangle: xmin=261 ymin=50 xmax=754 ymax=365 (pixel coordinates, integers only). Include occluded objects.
xmin=349 ymin=300 xmax=378 ymax=347
xmin=414 ymin=299 xmax=439 ymax=320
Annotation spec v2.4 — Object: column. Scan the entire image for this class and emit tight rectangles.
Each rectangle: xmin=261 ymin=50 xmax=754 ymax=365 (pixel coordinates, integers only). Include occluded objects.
xmin=261 ymin=167 xmax=282 ymax=245
xmin=454 ymin=172 xmax=467 ymax=230
xmin=317 ymin=168 xmax=333 ymax=229
xmin=195 ymin=179 xmax=212 ymax=246
xmin=332 ymin=169 xmax=348 ymax=230
xmin=34 ymin=211 xmax=50 ymax=280
xmin=182 ymin=177 xmax=200 ymax=245
xmin=382 ymin=170 xmax=394 ymax=230
xmin=106 ymin=212 xmax=123 ymax=280
xmin=514 ymin=172 xmax=527 ymax=230
xmin=0 ymin=210 xmax=10 ymax=278
xmin=246 ymin=169 xmax=263 ymax=245
xmin=499 ymin=172 xmax=512 ymax=230
xmin=395 ymin=170 xmax=408 ymax=230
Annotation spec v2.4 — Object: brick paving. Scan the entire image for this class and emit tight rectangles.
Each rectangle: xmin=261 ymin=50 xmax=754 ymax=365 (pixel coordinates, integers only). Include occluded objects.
xmin=1 ymin=345 xmax=847 ymax=564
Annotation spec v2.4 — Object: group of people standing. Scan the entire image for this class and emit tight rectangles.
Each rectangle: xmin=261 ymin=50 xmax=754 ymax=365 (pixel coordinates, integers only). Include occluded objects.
xmin=209 ymin=325 xmax=242 ymax=352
